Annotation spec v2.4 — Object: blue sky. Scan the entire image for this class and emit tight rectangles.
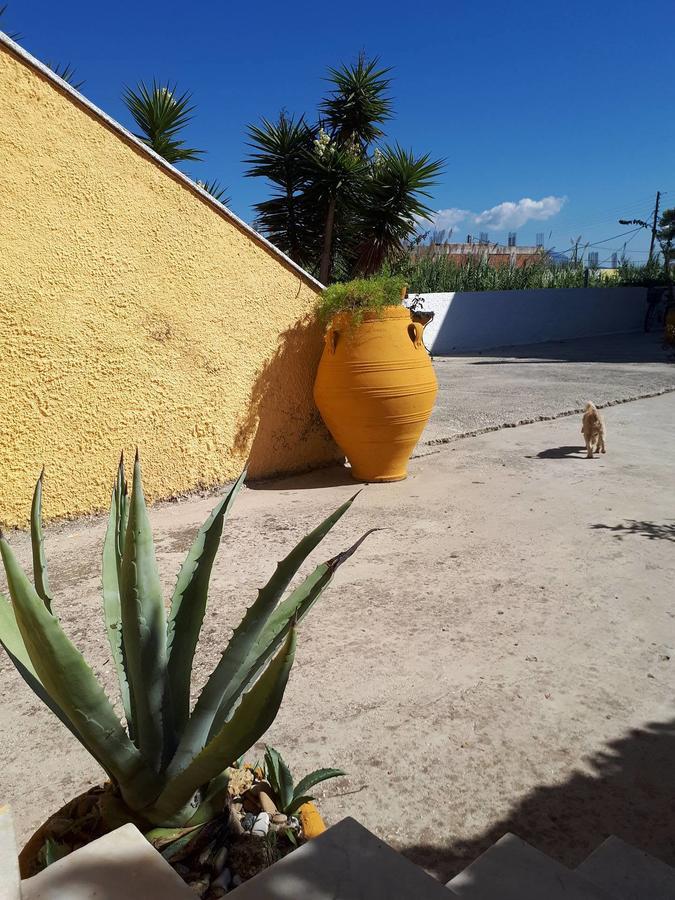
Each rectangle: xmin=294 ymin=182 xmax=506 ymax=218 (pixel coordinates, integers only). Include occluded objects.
xmin=5 ymin=0 xmax=674 ymax=262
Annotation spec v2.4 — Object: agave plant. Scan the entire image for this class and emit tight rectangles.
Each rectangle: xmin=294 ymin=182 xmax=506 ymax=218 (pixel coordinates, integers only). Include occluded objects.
xmin=263 ymin=746 xmax=344 ymax=816
xmin=0 ymin=454 xmax=369 ymax=835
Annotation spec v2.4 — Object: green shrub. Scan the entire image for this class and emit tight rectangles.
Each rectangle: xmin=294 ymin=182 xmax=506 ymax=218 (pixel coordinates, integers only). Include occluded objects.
xmin=316 ymin=275 xmax=407 ymax=325
xmin=376 ymin=255 xmax=664 ymax=293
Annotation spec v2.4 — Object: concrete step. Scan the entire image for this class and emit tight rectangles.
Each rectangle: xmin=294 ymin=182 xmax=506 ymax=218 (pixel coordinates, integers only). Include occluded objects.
xmin=447 ymin=833 xmax=612 ymax=900
xmin=577 ymin=835 xmax=675 ymax=900
xmin=21 ymin=823 xmax=195 ymax=900
xmin=230 ymin=816 xmax=458 ymax=898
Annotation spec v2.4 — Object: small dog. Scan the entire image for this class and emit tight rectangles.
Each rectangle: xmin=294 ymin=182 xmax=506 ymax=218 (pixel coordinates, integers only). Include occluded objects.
xmin=581 ymin=402 xmax=606 ymax=458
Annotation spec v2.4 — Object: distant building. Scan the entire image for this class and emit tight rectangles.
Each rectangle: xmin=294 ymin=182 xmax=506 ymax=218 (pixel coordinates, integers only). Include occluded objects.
xmin=412 ymin=239 xmax=549 ymax=269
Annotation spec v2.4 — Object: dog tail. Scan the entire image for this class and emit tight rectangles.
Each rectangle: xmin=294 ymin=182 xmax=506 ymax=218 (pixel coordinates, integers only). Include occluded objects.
xmin=584 ymin=402 xmax=597 ymax=413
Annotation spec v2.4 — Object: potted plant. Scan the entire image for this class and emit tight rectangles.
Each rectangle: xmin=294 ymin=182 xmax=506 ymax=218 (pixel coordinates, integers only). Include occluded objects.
xmin=1 ymin=458 xmax=370 ymax=894
xmin=313 ymin=276 xmax=438 ymax=482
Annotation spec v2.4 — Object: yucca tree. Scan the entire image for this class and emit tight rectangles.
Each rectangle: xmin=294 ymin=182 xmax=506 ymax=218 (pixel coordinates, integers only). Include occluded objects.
xmin=195 ymin=178 xmax=231 ymax=206
xmin=0 ymin=455 xmax=369 ymax=840
xmin=245 ymin=55 xmax=443 ymax=283
xmin=351 ymin=147 xmax=444 ymax=276
xmin=0 ymin=3 xmax=21 ymax=40
xmin=245 ymin=114 xmax=317 ymax=267
xmin=319 ymin=56 xmax=393 ymax=151
xmin=46 ymin=61 xmax=85 ymax=90
xmin=122 ymin=81 xmax=205 ymax=166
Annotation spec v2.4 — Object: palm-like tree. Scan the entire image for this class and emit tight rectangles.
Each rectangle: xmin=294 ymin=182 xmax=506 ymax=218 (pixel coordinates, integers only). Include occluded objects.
xmin=245 ymin=55 xmax=443 ymax=283
xmin=196 ymin=178 xmax=231 ymax=206
xmin=352 ymin=147 xmax=444 ymax=276
xmin=122 ymin=81 xmax=204 ymax=166
xmin=0 ymin=3 xmax=21 ymax=39
xmin=46 ymin=61 xmax=85 ymax=90
xmin=320 ymin=55 xmax=393 ymax=150
xmin=245 ymin=114 xmax=317 ymax=266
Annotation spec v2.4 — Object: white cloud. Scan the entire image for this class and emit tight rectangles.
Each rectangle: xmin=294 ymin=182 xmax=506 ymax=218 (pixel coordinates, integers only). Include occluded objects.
xmin=426 ymin=207 xmax=471 ymax=232
xmin=426 ymin=195 xmax=567 ymax=234
xmin=474 ymin=196 xmax=567 ymax=230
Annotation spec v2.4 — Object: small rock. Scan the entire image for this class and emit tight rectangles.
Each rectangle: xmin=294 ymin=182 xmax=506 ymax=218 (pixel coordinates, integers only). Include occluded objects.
xmin=647 ymin=673 xmax=655 ymax=679
xmin=252 ymin=812 xmax=270 ymax=836
xmin=660 ymin=654 xmax=670 ymax=661
xmin=241 ymin=812 xmax=256 ymax=832
xmin=271 ymin=813 xmax=288 ymax=826
xmin=525 ymin=655 xmax=538 ymax=662
xmin=212 ymin=867 xmax=232 ymax=890
xmin=188 ymin=879 xmax=210 ymax=897
xmin=213 ymin=846 xmax=228 ymax=873
xmin=232 ymin=875 xmax=242 ymax=887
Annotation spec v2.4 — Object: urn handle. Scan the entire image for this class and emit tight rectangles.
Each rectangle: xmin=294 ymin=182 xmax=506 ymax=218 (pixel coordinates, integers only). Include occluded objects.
xmin=325 ymin=328 xmax=339 ymax=354
xmin=408 ymin=321 xmax=424 ymax=349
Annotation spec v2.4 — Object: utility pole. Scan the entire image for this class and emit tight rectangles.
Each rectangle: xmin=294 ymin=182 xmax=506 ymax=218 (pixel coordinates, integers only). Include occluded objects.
xmin=648 ymin=191 xmax=661 ymax=262
xmin=620 ymin=190 xmax=661 ymax=263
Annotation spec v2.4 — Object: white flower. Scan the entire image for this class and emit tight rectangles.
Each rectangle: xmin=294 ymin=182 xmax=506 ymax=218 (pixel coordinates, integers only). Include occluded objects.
xmin=314 ymin=128 xmax=332 ymax=158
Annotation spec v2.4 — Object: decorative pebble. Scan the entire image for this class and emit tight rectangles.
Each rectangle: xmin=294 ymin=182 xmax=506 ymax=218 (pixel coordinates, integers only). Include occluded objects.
xmin=188 ymin=879 xmax=210 ymax=896
xmin=271 ymin=813 xmax=288 ymax=825
xmin=258 ymin=790 xmax=278 ymax=816
xmin=213 ymin=867 xmax=232 ymax=890
xmin=241 ymin=812 xmax=256 ymax=832
xmin=251 ymin=812 xmax=270 ymax=836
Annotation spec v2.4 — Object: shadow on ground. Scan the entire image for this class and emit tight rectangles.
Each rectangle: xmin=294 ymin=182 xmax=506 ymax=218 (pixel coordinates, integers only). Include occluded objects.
xmin=401 ymin=718 xmax=675 ymax=883
xmin=453 ymin=333 xmax=675 ymax=365
xmin=534 ymin=445 xmax=587 ymax=459
xmin=248 ymin=464 xmax=357 ymax=492
xmin=591 ymin=520 xmax=675 ymax=542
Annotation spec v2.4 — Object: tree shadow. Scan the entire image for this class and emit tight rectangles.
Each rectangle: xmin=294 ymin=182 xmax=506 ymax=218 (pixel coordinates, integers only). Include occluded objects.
xmin=534 ymin=446 xmax=587 ymax=459
xmin=233 ymin=316 xmax=343 ymax=482
xmin=400 ymin=718 xmax=675 ymax=883
xmin=457 ymin=333 xmax=675 ymax=365
xmin=590 ymin=520 xmax=675 ymax=542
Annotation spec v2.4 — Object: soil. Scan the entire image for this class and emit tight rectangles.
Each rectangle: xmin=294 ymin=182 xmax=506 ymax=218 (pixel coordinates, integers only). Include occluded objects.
xmin=1 ymin=393 xmax=675 ymax=882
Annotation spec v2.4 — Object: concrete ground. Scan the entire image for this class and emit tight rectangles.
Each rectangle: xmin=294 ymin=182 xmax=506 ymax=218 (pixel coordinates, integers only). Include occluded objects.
xmin=1 ymin=333 xmax=674 ymax=882
xmin=422 ymin=331 xmax=675 ymax=445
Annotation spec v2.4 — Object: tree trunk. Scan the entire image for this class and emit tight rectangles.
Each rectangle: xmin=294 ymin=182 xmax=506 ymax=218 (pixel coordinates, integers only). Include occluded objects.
xmin=319 ymin=197 xmax=337 ymax=285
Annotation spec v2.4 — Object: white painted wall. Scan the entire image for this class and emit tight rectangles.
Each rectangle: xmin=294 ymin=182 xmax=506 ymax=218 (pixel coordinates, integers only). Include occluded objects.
xmin=412 ymin=287 xmax=647 ymax=354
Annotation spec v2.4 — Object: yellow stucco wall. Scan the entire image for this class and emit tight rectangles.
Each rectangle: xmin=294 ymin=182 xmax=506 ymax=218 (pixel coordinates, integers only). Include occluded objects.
xmin=0 ymin=43 xmax=339 ymax=527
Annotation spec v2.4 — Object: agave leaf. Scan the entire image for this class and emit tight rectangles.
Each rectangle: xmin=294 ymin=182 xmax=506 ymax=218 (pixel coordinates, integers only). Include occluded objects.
xmin=264 ymin=746 xmax=282 ymax=800
xmin=277 ymin=752 xmax=294 ymax=811
xmin=286 ymin=794 xmax=315 ymax=814
xmin=185 ymin=772 xmax=230 ymax=825
xmin=0 ymin=538 xmax=158 ymax=808
xmin=30 ymin=469 xmax=53 ymax=612
xmin=264 ymin=746 xmax=294 ymax=810
xmin=149 ymin=629 xmax=296 ymax=824
xmin=166 ymin=470 xmax=247 ymax=739
xmin=120 ymin=452 xmax=168 ymax=771
xmin=291 ymin=768 xmax=345 ymax=809
xmin=167 ymin=496 xmax=359 ymax=777
xmin=102 ymin=470 xmax=134 ymax=736
xmin=0 ymin=592 xmax=87 ymax=746
xmin=207 ymin=530 xmax=376 ymax=739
